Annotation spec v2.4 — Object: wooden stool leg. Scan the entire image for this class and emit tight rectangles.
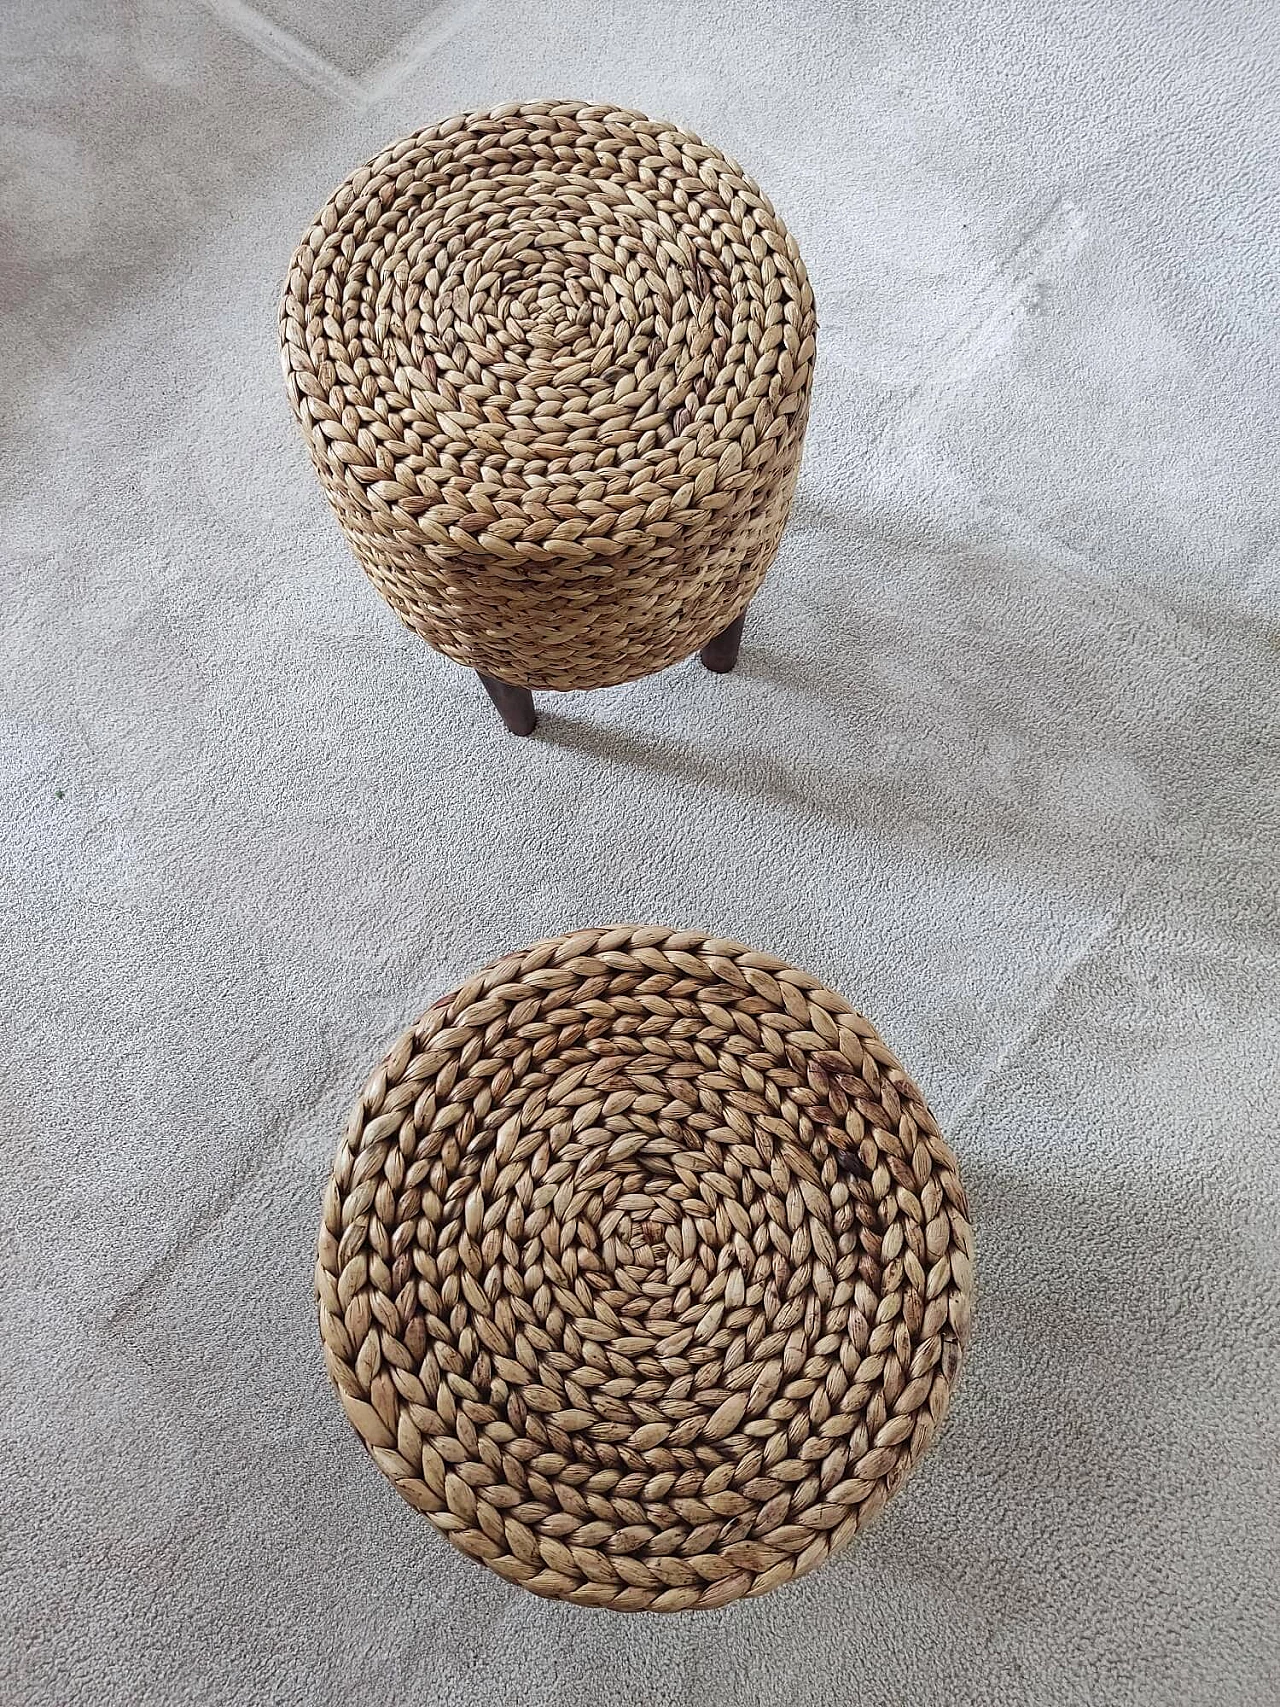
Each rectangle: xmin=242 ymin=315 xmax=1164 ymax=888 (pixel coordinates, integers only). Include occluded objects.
xmin=700 ymin=610 xmax=746 ymax=674
xmin=477 ymin=672 xmax=537 ymax=736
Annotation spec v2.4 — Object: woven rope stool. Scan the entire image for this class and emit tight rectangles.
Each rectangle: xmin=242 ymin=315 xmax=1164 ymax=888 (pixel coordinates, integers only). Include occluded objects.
xmin=280 ymin=101 xmax=816 ymax=735
xmin=317 ymin=927 xmax=973 ymax=1609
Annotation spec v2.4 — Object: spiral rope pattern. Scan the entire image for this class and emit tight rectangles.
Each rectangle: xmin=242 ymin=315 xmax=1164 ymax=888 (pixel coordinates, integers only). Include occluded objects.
xmin=280 ymin=102 xmax=817 ymax=690
xmin=317 ymin=927 xmax=973 ymax=1609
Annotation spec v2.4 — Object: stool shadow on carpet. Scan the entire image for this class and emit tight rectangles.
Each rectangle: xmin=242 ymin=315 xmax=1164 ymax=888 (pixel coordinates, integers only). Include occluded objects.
xmin=533 ymin=526 xmax=1261 ymax=900
xmin=888 ymin=1154 xmax=1279 ymax=1664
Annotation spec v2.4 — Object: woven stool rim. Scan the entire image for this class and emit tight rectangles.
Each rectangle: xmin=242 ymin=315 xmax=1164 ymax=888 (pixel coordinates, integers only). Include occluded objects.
xmin=280 ymin=103 xmax=817 ymax=691
xmin=317 ymin=926 xmax=973 ymax=1610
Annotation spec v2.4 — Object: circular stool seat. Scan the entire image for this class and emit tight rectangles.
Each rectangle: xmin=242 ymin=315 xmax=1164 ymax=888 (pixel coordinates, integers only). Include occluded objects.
xmin=280 ymin=102 xmax=816 ymax=725
xmin=317 ymin=927 xmax=973 ymax=1610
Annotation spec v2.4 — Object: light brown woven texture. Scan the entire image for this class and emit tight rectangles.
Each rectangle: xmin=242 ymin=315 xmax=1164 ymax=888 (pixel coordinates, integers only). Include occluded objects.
xmin=280 ymin=101 xmax=816 ymax=691
xmin=317 ymin=927 xmax=973 ymax=1610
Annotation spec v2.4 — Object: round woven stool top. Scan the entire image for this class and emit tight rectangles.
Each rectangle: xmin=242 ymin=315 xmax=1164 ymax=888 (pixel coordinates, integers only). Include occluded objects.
xmin=280 ymin=102 xmax=816 ymax=691
xmin=317 ymin=927 xmax=973 ymax=1610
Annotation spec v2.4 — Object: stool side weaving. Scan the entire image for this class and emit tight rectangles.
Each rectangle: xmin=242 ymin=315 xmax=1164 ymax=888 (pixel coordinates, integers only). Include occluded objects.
xmin=316 ymin=927 xmax=974 ymax=1611
xmin=280 ymin=102 xmax=817 ymax=693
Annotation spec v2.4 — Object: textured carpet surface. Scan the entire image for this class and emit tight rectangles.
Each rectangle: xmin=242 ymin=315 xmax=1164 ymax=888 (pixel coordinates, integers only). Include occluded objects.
xmin=3 ymin=2 xmax=1278 ymax=1703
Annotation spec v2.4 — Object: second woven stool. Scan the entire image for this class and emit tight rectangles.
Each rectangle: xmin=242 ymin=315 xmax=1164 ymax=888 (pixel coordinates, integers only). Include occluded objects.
xmin=280 ymin=101 xmax=817 ymax=734
xmin=317 ymin=927 xmax=974 ymax=1609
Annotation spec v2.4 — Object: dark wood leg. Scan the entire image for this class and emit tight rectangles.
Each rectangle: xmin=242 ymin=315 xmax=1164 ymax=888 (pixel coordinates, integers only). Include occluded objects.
xmin=700 ymin=610 xmax=746 ymax=674
xmin=477 ymin=672 xmax=537 ymax=736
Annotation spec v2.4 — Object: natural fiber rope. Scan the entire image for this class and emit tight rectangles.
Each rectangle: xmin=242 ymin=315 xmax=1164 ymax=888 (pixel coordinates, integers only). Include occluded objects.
xmin=280 ymin=102 xmax=816 ymax=691
xmin=317 ymin=927 xmax=973 ymax=1610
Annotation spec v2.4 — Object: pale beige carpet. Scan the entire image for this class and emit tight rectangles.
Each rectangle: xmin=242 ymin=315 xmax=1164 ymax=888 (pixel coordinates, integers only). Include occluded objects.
xmin=2 ymin=1 xmax=1278 ymax=1703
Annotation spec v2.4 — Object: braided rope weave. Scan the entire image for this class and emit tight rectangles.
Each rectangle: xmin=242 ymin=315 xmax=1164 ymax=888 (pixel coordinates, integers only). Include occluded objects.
xmin=280 ymin=102 xmax=816 ymax=691
xmin=317 ymin=928 xmax=973 ymax=1609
